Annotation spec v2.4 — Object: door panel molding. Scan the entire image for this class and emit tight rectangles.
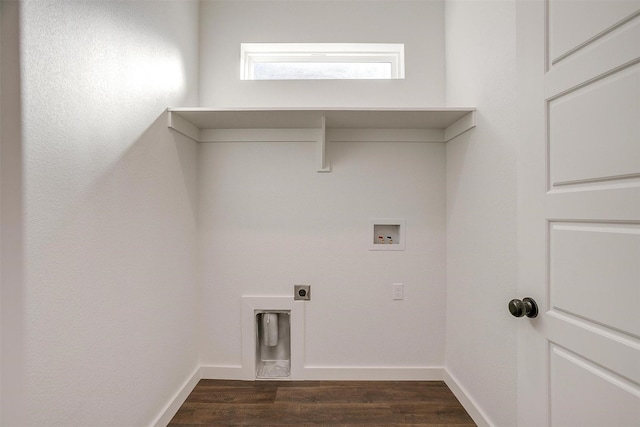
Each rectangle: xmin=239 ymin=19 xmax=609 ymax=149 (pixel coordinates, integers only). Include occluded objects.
xmin=547 ymin=61 xmax=640 ymax=188
xmin=548 ymin=221 xmax=640 ymax=337
xmin=549 ymin=343 xmax=640 ymax=426
xmin=545 ymin=18 xmax=640 ymax=98
xmin=547 ymin=0 xmax=640 ymax=66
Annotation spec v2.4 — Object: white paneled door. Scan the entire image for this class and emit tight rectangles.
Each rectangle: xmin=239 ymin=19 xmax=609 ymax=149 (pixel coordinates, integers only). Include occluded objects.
xmin=517 ymin=1 xmax=640 ymax=426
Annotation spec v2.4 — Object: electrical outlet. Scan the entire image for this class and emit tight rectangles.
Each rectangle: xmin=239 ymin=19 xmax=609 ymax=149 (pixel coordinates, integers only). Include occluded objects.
xmin=392 ymin=283 xmax=404 ymax=300
xmin=294 ymin=284 xmax=311 ymax=301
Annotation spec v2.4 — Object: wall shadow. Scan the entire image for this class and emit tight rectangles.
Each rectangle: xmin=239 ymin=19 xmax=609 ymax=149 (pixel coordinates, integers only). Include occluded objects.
xmin=1 ymin=1 xmax=26 ymax=423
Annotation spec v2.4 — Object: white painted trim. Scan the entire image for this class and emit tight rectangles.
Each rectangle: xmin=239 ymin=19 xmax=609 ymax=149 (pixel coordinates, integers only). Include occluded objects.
xmin=200 ymin=128 xmax=317 ymax=143
xmin=316 ymin=116 xmax=331 ymax=172
xmin=150 ymin=366 xmax=202 ymax=427
xmin=301 ymin=367 xmax=443 ymax=381
xmin=168 ymin=110 xmax=200 ymax=142
xmin=167 ymin=108 xmax=477 ymax=137
xmin=200 ymin=365 xmax=246 ymax=381
xmin=545 ymin=18 xmax=640 ymax=98
xmin=444 ymin=369 xmax=492 ymax=427
xmin=328 ymin=128 xmax=444 ymax=143
xmin=198 ymin=127 xmax=449 ymax=144
xmin=443 ymin=111 xmax=476 ymax=142
xmin=200 ymin=365 xmax=442 ymax=382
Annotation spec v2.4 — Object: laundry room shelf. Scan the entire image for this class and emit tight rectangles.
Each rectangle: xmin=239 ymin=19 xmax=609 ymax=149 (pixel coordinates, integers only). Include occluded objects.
xmin=167 ymin=107 xmax=476 ymax=172
xmin=168 ymin=107 xmax=475 ymax=140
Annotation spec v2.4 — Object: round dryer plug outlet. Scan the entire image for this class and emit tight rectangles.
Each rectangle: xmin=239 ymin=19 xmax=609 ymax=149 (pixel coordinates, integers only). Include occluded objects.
xmin=294 ymin=284 xmax=311 ymax=301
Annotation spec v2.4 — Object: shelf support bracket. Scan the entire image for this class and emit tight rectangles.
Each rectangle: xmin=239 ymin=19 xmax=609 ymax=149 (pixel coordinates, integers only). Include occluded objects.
xmin=168 ymin=110 xmax=200 ymax=142
xmin=443 ymin=110 xmax=476 ymax=142
xmin=316 ymin=116 xmax=331 ymax=173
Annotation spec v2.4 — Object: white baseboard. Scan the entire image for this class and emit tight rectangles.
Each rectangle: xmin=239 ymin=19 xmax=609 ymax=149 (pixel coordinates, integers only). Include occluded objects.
xmin=151 ymin=366 xmax=201 ymax=427
xmin=200 ymin=364 xmax=442 ymax=381
xmin=200 ymin=365 xmax=246 ymax=380
xmin=300 ymin=366 xmax=443 ymax=381
xmin=443 ymin=369 xmax=492 ymax=427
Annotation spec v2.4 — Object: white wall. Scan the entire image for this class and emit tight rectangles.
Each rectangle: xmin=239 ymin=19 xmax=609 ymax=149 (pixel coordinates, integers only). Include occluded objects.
xmin=1 ymin=1 xmax=201 ymax=425
xmin=0 ymin=0 xmax=523 ymax=423
xmin=199 ymin=139 xmax=447 ymax=375
xmin=197 ymin=0 xmax=449 ymax=378
xmin=199 ymin=0 xmax=445 ymax=107
xmin=444 ymin=1 xmax=518 ymax=426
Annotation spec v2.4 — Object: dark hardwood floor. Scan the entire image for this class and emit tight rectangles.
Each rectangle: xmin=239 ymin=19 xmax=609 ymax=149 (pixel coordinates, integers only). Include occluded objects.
xmin=168 ymin=380 xmax=476 ymax=426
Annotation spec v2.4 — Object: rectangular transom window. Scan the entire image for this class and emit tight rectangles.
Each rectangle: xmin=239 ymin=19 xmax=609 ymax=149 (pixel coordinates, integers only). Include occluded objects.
xmin=241 ymin=43 xmax=405 ymax=81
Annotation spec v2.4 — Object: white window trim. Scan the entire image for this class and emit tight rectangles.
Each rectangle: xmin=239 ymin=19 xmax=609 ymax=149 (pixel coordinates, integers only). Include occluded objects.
xmin=240 ymin=43 xmax=405 ymax=80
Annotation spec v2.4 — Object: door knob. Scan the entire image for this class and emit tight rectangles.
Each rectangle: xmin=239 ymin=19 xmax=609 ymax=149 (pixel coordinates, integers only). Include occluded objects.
xmin=508 ymin=297 xmax=538 ymax=318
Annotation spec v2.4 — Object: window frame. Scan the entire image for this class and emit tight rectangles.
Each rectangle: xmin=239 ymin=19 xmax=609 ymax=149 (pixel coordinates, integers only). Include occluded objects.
xmin=240 ymin=43 xmax=405 ymax=80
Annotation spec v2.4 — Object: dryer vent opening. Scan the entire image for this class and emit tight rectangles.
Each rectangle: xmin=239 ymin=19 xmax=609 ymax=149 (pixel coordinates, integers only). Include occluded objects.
xmin=255 ymin=311 xmax=291 ymax=378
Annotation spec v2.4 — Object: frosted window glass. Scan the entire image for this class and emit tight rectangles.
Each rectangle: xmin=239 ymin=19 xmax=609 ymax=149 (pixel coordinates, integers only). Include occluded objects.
xmin=241 ymin=43 xmax=404 ymax=80
xmin=252 ymin=62 xmax=393 ymax=80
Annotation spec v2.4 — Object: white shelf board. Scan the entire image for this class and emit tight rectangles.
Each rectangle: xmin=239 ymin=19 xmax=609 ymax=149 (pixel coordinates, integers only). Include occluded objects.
xmin=167 ymin=107 xmax=476 ymax=142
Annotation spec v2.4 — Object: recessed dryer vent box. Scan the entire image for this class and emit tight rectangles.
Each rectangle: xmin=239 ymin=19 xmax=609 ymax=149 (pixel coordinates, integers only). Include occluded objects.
xmin=369 ymin=218 xmax=405 ymax=251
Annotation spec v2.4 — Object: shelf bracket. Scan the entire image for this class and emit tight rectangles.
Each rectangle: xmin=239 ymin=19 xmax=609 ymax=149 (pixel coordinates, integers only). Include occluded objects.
xmin=443 ymin=110 xmax=476 ymax=142
xmin=316 ymin=116 xmax=331 ymax=173
xmin=168 ymin=110 xmax=200 ymax=142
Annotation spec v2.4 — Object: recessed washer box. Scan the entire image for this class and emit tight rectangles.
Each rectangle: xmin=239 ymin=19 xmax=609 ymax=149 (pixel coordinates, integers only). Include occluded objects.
xmin=369 ymin=218 xmax=405 ymax=251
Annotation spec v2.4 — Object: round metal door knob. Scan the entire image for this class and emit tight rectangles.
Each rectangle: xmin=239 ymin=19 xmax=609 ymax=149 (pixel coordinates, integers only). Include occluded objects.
xmin=508 ymin=297 xmax=538 ymax=318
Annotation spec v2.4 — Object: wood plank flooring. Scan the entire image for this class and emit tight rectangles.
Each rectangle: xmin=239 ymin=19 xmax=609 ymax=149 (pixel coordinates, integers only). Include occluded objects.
xmin=169 ymin=380 xmax=476 ymax=426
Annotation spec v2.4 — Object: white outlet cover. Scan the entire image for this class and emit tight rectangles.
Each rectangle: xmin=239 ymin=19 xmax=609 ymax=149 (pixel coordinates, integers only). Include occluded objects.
xmin=392 ymin=283 xmax=404 ymax=300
